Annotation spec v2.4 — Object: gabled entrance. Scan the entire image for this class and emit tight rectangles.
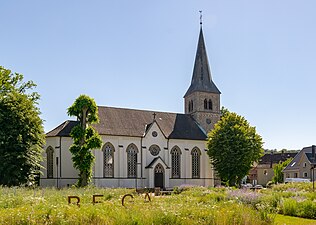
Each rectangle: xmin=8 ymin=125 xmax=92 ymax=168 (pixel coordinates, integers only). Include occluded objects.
xmin=154 ymin=163 xmax=164 ymax=189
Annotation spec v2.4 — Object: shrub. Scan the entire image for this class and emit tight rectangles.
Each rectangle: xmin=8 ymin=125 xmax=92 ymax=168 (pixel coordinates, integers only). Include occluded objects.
xmin=297 ymin=200 xmax=316 ymax=219
xmin=282 ymin=198 xmax=297 ymax=216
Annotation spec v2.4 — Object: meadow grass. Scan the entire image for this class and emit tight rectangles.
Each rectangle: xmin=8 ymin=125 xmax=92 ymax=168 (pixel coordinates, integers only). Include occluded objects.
xmin=0 ymin=186 xmax=272 ymax=225
xmin=1 ymin=183 xmax=316 ymax=224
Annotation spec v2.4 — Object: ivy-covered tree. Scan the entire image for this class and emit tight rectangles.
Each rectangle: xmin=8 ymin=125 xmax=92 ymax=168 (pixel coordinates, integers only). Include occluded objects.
xmin=0 ymin=66 xmax=45 ymax=186
xmin=207 ymin=108 xmax=263 ymax=187
xmin=272 ymin=158 xmax=292 ymax=184
xmin=67 ymin=95 xmax=102 ymax=187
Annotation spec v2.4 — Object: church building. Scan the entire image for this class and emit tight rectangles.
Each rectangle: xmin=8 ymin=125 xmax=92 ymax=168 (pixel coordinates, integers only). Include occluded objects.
xmin=40 ymin=25 xmax=221 ymax=189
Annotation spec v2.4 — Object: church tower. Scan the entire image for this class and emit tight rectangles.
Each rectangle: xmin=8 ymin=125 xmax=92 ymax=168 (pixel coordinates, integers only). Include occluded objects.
xmin=184 ymin=25 xmax=221 ymax=134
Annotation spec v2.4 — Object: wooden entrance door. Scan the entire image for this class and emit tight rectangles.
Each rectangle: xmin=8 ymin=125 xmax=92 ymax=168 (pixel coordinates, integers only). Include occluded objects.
xmin=154 ymin=164 xmax=164 ymax=189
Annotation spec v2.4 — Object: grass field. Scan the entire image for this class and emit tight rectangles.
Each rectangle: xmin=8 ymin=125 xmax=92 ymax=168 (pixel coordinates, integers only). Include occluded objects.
xmin=0 ymin=184 xmax=315 ymax=224
xmin=274 ymin=214 xmax=316 ymax=225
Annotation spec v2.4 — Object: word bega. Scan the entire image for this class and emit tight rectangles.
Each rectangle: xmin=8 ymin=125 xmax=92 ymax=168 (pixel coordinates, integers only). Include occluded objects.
xmin=68 ymin=194 xmax=104 ymax=206
xmin=68 ymin=193 xmax=151 ymax=207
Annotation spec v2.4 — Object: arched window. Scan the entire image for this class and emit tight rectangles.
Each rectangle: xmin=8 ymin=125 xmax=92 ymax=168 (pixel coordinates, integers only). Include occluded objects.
xmin=171 ymin=146 xmax=181 ymax=178
xmin=127 ymin=144 xmax=138 ymax=178
xmin=208 ymin=99 xmax=213 ymax=110
xmin=103 ymin=142 xmax=115 ymax=177
xmin=191 ymin=147 xmax=201 ymax=178
xmin=46 ymin=146 xmax=54 ymax=178
xmin=155 ymin=163 xmax=164 ymax=173
xmin=204 ymin=99 xmax=207 ymax=109
xmin=191 ymin=100 xmax=194 ymax=111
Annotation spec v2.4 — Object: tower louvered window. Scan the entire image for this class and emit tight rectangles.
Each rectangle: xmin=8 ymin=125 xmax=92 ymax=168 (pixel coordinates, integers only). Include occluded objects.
xmin=191 ymin=148 xmax=201 ymax=178
xmin=171 ymin=147 xmax=181 ymax=178
xmin=208 ymin=99 xmax=213 ymax=110
xmin=189 ymin=100 xmax=194 ymax=112
xmin=127 ymin=144 xmax=138 ymax=178
xmin=46 ymin=146 xmax=54 ymax=178
xmin=103 ymin=143 xmax=114 ymax=177
xmin=204 ymin=99 xmax=207 ymax=109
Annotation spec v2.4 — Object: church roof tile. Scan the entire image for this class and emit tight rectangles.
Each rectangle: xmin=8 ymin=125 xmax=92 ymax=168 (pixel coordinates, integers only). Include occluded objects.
xmin=46 ymin=106 xmax=207 ymax=140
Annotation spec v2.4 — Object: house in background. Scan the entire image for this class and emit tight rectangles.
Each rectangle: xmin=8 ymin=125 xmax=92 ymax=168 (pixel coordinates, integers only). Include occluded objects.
xmin=249 ymin=151 xmax=296 ymax=186
xmin=283 ymin=146 xmax=316 ymax=181
xmin=40 ymin=24 xmax=221 ymax=189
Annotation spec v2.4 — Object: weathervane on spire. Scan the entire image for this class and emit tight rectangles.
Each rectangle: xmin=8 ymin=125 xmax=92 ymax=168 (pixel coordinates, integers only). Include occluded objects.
xmin=199 ymin=10 xmax=203 ymax=26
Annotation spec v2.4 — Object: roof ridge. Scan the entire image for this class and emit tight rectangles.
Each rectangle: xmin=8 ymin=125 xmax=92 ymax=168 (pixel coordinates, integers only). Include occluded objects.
xmin=98 ymin=105 xmax=185 ymax=116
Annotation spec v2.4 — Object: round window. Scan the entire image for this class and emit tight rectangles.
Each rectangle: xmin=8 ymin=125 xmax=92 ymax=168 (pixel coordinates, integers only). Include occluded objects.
xmin=152 ymin=131 xmax=158 ymax=137
xmin=206 ymin=118 xmax=211 ymax=124
xmin=149 ymin=145 xmax=160 ymax=156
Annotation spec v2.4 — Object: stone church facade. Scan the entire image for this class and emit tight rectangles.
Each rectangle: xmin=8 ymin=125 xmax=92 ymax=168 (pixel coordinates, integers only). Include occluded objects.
xmin=40 ymin=25 xmax=221 ymax=189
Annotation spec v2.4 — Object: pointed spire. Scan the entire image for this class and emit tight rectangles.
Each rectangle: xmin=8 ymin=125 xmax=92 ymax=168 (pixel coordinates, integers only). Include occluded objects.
xmin=184 ymin=24 xmax=221 ymax=97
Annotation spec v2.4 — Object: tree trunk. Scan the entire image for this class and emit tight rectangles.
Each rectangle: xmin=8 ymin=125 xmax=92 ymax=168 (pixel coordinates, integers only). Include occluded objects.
xmin=79 ymin=107 xmax=88 ymax=187
xmin=81 ymin=171 xmax=88 ymax=187
xmin=80 ymin=107 xmax=88 ymax=146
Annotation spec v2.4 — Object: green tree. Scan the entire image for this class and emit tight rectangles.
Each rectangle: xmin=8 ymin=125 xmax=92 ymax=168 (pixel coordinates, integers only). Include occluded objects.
xmin=0 ymin=66 xmax=45 ymax=186
xmin=207 ymin=109 xmax=263 ymax=187
xmin=67 ymin=95 xmax=102 ymax=187
xmin=272 ymin=158 xmax=292 ymax=184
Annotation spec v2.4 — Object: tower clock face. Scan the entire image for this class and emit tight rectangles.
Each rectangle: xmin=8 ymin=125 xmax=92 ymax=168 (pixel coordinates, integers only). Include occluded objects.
xmin=206 ymin=118 xmax=211 ymax=124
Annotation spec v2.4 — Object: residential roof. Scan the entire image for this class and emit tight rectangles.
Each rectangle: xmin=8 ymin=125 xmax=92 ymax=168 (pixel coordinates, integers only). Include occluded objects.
xmin=46 ymin=106 xmax=207 ymax=140
xmin=258 ymin=152 xmax=297 ymax=165
xmin=305 ymin=153 xmax=316 ymax=164
xmin=184 ymin=27 xmax=221 ymax=97
xmin=283 ymin=146 xmax=315 ymax=171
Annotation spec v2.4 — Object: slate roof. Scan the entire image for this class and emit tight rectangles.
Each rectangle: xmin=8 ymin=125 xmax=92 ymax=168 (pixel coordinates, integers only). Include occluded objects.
xmin=283 ymin=146 xmax=315 ymax=171
xmin=184 ymin=27 xmax=221 ymax=97
xmin=46 ymin=106 xmax=207 ymax=140
xmin=259 ymin=152 xmax=297 ymax=165
xmin=46 ymin=120 xmax=79 ymax=137
xmin=305 ymin=153 xmax=316 ymax=164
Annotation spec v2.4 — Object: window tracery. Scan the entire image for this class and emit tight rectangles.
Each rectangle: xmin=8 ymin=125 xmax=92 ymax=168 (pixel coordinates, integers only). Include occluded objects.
xmin=191 ymin=147 xmax=201 ymax=178
xmin=155 ymin=163 xmax=164 ymax=173
xmin=103 ymin=143 xmax=114 ymax=177
xmin=149 ymin=145 xmax=160 ymax=156
xmin=127 ymin=144 xmax=138 ymax=178
xmin=171 ymin=147 xmax=181 ymax=178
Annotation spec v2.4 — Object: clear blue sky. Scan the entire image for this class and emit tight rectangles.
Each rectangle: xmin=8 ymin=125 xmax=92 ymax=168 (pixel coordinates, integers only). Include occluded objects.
xmin=1 ymin=1 xmax=315 ymax=150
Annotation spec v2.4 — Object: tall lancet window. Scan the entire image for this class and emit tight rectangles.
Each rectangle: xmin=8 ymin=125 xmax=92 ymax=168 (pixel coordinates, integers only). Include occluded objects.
xmin=46 ymin=146 xmax=54 ymax=178
xmin=208 ymin=99 xmax=213 ymax=110
xmin=204 ymin=99 xmax=207 ymax=109
xmin=103 ymin=143 xmax=114 ymax=177
xmin=127 ymin=144 xmax=138 ymax=178
xmin=171 ymin=146 xmax=181 ymax=178
xmin=191 ymin=147 xmax=201 ymax=178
